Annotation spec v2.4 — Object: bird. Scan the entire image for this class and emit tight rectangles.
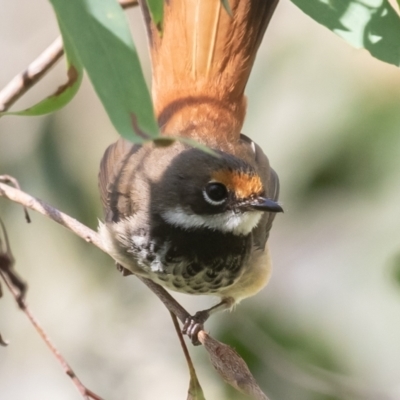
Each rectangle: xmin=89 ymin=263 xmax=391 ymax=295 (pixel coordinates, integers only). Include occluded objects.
xmin=98 ymin=0 xmax=282 ymax=344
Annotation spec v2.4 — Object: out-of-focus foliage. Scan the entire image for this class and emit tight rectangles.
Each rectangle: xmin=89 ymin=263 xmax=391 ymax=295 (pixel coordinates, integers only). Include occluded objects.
xmin=389 ymin=252 xmax=400 ymax=288
xmin=219 ymin=310 xmax=345 ymax=400
xmin=291 ymin=0 xmax=400 ymax=67
xmin=295 ymin=92 xmax=400 ymax=203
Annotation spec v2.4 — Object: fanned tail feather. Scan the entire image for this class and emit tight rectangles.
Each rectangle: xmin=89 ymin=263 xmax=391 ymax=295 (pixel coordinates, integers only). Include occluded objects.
xmin=140 ymin=0 xmax=279 ymax=144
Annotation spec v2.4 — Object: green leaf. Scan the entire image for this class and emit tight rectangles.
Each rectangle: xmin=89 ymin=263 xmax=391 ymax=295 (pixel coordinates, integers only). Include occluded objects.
xmin=175 ymin=137 xmax=220 ymax=157
xmin=220 ymin=0 xmax=232 ymax=17
xmin=291 ymin=0 xmax=400 ymax=67
xmin=49 ymin=0 xmax=160 ymax=143
xmin=152 ymin=136 xmax=219 ymax=157
xmin=146 ymin=0 xmax=164 ymax=32
xmin=1 ymin=31 xmax=83 ymax=117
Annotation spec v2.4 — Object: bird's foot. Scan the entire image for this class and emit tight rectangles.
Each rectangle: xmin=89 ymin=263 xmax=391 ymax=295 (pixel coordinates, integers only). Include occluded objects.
xmin=182 ymin=310 xmax=210 ymax=346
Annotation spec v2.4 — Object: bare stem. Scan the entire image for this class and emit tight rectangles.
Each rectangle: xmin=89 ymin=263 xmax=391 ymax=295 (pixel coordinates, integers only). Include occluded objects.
xmin=138 ymin=276 xmax=191 ymax=324
xmin=170 ymin=312 xmax=197 ymax=377
xmin=0 ymin=270 xmax=103 ymax=400
xmin=0 ymin=182 xmax=103 ymax=249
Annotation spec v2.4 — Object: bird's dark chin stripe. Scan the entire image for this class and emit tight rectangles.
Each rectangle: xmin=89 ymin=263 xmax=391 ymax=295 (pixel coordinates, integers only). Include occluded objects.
xmin=133 ymin=218 xmax=253 ymax=294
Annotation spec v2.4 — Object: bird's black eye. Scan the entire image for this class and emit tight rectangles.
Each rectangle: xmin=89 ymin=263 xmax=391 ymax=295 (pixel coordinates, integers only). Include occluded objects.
xmin=203 ymin=182 xmax=228 ymax=206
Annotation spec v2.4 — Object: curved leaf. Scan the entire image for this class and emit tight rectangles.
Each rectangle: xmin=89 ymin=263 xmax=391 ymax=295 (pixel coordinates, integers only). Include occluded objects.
xmin=221 ymin=0 xmax=233 ymax=17
xmin=146 ymin=0 xmax=164 ymax=32
xmin=198 ymin=331 xmax=269 ymax=400
xmin=291 ymin=0 xmax=400 ymax=67
xmin=49 ymin=0 xmax=160 ymax=143
xmin=1 ymin=32 xmax=83 ymax=117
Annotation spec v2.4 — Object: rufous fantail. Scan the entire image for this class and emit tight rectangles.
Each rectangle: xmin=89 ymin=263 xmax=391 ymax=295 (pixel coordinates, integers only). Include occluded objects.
xmin=99 ymin=0 xmax=281 ymax=344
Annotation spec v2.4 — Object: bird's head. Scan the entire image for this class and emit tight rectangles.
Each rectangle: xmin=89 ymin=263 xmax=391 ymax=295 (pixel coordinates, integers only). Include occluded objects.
xmin=155 ymin=146 xmax=282 ymax=236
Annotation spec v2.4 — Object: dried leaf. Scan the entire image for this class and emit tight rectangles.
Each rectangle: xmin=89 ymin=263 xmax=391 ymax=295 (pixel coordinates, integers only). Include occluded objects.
xmin=187 ymin=373 xmax=206 ymax=400
xmin=198 ymin=331 xmax=269 ymax=400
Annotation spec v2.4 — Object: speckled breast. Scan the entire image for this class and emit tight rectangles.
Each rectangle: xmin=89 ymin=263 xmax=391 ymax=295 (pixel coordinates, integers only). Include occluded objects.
xmin=129 ymin=223 xmax=252 ymax=295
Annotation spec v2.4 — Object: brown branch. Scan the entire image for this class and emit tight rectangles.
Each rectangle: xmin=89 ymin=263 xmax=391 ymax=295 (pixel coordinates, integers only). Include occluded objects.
xmin=119 ymin=0 xmax=139 ymax=8
xmin=170 ymin=312 xmax=206 ymax=399
xmin=0 ymin=0 xmax=139 ymax=113
xmin=0 ymin=175 xmax=30 ymax=222
xmin=0 ymin=182 xmax=103 ymax=249
xmin=0 ymin=271 xmax=104 ymax=400
xmin=0 ymin=218 xmax=104 ymax=400
xmin=137 ymin=276 xmax=191 ymax=324
xmin=0 ymin=217 xmax=26 ymax=304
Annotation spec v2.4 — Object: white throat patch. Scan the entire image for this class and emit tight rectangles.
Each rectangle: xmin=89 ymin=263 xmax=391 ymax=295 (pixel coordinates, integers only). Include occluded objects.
xmin=161 ymin=207 xmax=262 ymax=236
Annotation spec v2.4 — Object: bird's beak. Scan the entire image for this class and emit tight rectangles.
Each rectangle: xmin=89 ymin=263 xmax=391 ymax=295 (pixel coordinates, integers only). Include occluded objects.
xmin=248 ymin=197 xmax=283 ymax=213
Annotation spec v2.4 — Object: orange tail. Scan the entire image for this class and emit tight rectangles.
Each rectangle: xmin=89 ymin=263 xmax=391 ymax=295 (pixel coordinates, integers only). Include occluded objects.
xmin=140 ymin=0 xmax=279 ymax=144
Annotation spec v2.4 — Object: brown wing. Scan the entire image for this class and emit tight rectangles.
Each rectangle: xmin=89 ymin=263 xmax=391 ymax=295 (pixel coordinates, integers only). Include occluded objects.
xmin=98 ymin=138 xmax=140 ymax=223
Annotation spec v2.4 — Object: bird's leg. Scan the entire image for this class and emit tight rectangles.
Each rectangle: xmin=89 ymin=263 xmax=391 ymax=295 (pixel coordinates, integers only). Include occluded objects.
xmin=183 ymin=297 xmax=235 ymax=346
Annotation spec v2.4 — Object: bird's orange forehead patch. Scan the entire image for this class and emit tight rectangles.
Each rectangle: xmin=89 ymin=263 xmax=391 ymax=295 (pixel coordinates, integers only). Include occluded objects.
xmin=212 ymin=169 xmax=263 ymax=199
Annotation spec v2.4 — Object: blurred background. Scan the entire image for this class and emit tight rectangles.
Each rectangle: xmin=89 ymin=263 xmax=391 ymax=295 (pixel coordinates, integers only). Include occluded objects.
xmin=1 ymin=1 xmax=400 ymax=399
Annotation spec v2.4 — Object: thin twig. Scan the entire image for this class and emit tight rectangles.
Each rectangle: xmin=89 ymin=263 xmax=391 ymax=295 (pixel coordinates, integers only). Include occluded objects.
xmin=0 ymin=175 xmax=31 ymax=223
xmin=0 ymin=266 xmax=103 ymax=400
xmin=119 ymin=0 xmax=139 ymax=8
xmin=0 ymin=217 xmax=26 ymax=304
xmin=0 ymin=0 xmax=138 ymax=113
xmin=0 ymin=182 xmax=103 ymax=249
xmin=0 ymin=37 xmax=63 ymax=112
xmin=138 ymin=277 xmax=191 ymax=324
xmin=170 ymin=312 xmax=206 ymax=399
xmin=170 ymin=312 xmax=193 ymax=370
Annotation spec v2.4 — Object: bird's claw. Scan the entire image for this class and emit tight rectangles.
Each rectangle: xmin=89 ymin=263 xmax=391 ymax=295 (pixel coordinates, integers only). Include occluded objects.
xmin=182 ymin=310 xmax=210 ymax=346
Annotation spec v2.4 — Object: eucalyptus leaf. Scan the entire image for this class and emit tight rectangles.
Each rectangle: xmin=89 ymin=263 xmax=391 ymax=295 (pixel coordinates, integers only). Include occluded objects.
xmin=1 ymin=30 xmax=82 ymax=117
xmin=49 ymin=0 xmax=160 ymax=143
xmin=291 ymin=0 xmax=400 ymax=67
xmin=175 ymin=137 xmax=220 ymax=157
xmin=152 ymin=136 xmax=219 ymax=157
xmin=146 ymin=0 xmax=164 ymax=32
xmin=220 ymin=0 xmax=232 ymax=17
